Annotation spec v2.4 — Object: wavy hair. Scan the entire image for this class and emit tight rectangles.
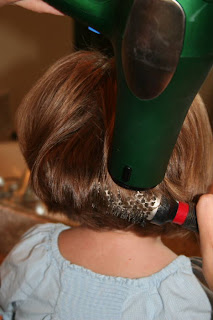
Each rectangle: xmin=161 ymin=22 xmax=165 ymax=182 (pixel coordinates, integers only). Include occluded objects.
xmin=16 ymin=51 xmax=213 ymax=236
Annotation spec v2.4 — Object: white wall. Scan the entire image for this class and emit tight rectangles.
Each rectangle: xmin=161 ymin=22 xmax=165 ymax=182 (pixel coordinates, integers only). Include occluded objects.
xmin=0 ymin=5 xmax=74 ymax=126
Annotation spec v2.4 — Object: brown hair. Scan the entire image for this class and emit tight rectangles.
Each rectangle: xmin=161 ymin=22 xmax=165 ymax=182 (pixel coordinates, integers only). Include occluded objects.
xmin=16 ymin=51 xmax=213 ymax=236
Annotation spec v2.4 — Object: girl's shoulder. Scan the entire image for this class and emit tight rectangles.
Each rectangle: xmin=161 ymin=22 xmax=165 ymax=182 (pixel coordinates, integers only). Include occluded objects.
xmin=6 ymin=222 xmax=70 ymax=266
xmin=0 ymin=223 xmax=69 ymax=307
xmin=7 ymin=222 xmax=70 ymax=267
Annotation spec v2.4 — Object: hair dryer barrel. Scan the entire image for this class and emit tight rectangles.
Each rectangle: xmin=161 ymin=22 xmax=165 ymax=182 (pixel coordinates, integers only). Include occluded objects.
xmin=108 ymin=0 xmax=213 ymax=190
xmin=108 ymin=56 xmax=213 ymax=190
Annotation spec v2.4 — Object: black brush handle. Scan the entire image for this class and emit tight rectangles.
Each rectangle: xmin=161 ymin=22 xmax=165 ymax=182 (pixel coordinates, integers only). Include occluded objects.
xmin=182 ymin=203 xmax=198 ymax=233
xmin=150 ymin=197 xmax=199 ymax=233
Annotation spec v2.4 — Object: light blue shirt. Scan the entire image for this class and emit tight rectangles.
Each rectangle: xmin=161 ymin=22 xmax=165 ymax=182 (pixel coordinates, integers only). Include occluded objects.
xmin=0 ymin=223 xmax=212 ymax=320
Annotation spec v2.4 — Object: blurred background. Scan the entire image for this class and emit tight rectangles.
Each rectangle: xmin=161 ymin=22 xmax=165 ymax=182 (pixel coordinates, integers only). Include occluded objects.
xmin=0 ymin=5 xmax=212 ymax=262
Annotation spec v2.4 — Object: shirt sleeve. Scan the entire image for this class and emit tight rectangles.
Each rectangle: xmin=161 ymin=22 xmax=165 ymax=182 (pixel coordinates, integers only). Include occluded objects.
xmin=190 ymin=256 xmax=213 ymax=317
xmin=0 ymin=223 xmax=54 ymax=320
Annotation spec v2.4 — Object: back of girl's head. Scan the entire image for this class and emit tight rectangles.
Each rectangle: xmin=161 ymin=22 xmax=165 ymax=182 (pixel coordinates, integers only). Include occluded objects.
xmin=16 ymin=50 xmax=213 ymax=237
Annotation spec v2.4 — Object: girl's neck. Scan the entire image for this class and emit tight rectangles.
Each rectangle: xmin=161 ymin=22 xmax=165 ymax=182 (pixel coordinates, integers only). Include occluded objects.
xmin=58 ymin=226 xmax=177 ymax=278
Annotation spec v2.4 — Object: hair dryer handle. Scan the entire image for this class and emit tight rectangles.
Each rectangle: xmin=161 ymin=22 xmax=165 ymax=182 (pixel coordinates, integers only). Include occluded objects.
xmin=43 ymin=0 xmax=116 ymax=36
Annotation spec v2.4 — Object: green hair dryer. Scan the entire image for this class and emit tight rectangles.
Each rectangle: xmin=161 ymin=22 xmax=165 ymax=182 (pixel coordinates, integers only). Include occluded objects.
xmin=44 ymin=0 xmax=213 ymax=191
xmin=43 ymin=0 xmax=213 ymax=233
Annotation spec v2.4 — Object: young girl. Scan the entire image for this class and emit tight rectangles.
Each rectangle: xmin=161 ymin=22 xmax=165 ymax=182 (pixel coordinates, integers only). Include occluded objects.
xmin=0 ymin=50 xmax=213 ymax=320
